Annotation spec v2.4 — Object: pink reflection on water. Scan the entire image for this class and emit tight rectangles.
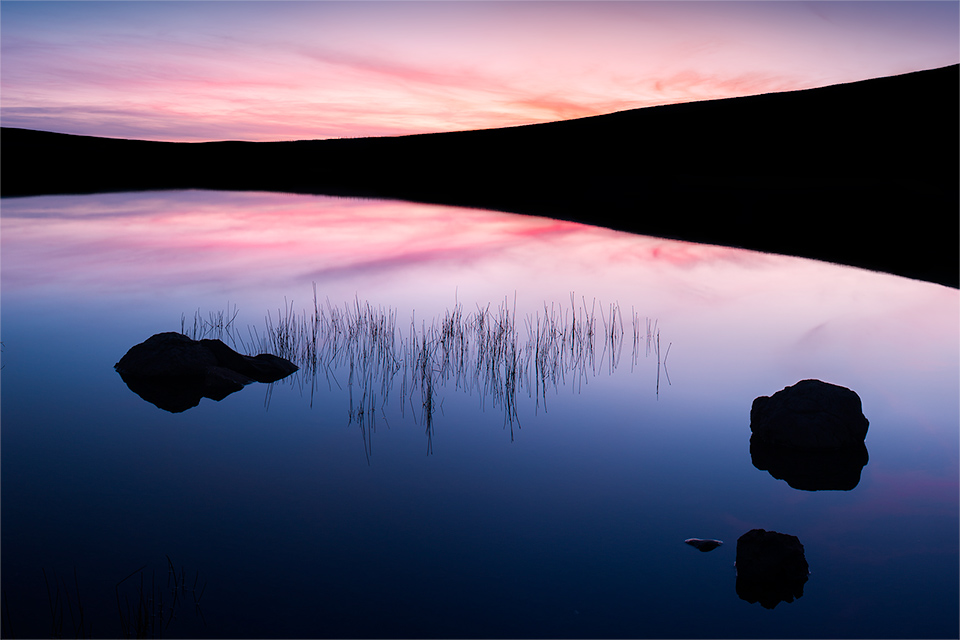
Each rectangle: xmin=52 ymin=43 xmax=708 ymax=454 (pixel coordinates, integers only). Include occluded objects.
xmin=4 ymin=191 xmax=956 ymax=393
xmin=803 ymin=467 xmax=960 ymax=565
xmin=0 ymin=190 xmax=780 ymax=301
xmin=2 ymin=191 xmax=957 ymax=513
xmin=2 ymin=191 xmax=956 ymax=355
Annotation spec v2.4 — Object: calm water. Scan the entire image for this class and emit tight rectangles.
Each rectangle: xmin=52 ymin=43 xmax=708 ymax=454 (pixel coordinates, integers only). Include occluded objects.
xmin=2 ymin=191 xmax=957 ymax=639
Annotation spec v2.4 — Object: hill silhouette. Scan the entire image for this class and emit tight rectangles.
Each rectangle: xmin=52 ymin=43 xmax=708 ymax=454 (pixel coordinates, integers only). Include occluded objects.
xmin=2 ymin=64 xmax=957 ymax=286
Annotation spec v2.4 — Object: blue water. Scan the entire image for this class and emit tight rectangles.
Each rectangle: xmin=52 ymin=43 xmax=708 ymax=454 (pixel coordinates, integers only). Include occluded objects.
xmin=2 ymin=191 xmax=957 ymax=638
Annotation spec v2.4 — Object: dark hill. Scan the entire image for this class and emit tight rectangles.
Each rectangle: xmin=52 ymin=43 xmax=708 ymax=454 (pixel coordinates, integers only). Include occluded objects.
xmin=2 ymin=64 xmax=957 ymax=287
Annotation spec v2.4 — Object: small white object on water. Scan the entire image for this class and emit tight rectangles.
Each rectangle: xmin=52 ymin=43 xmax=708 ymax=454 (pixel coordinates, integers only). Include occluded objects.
xmin=685 ymin=538 xmax=723 ymax=552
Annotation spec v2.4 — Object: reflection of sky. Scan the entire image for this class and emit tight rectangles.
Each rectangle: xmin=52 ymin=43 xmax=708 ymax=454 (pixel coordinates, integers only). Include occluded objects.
xmin=2 ymin=191 xmax=957 ymax=637
xmin=3 ymin=190 xmax=957 ymax=413
xmin=1 ymin=1 xmax=957 ymax=140
xmin=0 ymin=190 xmax=769 ymax=293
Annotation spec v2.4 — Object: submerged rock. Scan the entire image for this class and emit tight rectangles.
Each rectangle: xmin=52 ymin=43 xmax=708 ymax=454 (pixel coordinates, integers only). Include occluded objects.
xmin=735 ymin=529 xmax=809 ymax=609
xmin=684 ymin=538 xmax=723 ymax=552
xmin=115 ymin=332 xmax=298 ymax=412
xmin=750 ymin=379 xmax=868 ymax=450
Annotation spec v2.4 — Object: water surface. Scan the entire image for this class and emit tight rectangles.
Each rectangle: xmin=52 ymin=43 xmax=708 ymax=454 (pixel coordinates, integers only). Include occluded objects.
xmin=2 ymin=191 xmax=957 ymax=638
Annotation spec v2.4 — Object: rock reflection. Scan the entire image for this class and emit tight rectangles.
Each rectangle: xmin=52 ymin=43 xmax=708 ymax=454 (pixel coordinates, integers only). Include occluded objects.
xmin=735 ymin=528 xmax=809 ymax=609
xmin=750 ymin=436 xmax=869 ymax=491
xmin=184 ymin=288 xmax=670 ymax=456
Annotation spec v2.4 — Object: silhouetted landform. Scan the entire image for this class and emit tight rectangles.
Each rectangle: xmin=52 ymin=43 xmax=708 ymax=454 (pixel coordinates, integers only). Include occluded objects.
xmin=735 ymin=529 xmax=810 ymax=609
xmin=181 ymin=291 xmax=669 ymax=458
xmin=115 ymin=332 xmax=298 ymax=412
xmin=751 ymin=436 xmax=869 ymax=491
xmin=684 ymin=538 xmax=723 ymax=552
xmin=2 ymin=65 xmax=957 ymax=286
xmin=751 ymin=379 xmax=869 ymax=449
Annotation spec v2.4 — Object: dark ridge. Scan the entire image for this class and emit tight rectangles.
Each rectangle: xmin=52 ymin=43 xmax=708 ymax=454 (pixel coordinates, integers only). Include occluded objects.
xmin=2 ymin=64 xmax=957 ymax=287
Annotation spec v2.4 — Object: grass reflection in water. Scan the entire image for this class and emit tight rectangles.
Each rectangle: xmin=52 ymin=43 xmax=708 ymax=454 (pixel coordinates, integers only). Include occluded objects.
xmin=182 ymin=286 xmax=670 ymax=458
xmin=2 ymin=558 xmax=207 ymax=640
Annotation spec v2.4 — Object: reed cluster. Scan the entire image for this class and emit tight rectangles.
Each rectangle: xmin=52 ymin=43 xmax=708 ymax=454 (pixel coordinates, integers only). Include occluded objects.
xmin=3 ymin=558 xmax=205 ymax=640
xmin=37 ymin=567 xmax=90 ymax=639
xmin=183 ymin=286 xmax=671 ymax=454
xmin=115 ymin=555 xmax=206 ymax=639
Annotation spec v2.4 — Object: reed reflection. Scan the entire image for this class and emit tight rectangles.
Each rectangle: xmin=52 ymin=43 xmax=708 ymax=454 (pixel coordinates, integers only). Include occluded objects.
xmin=184 ymin=287 xmax=670 ymax=456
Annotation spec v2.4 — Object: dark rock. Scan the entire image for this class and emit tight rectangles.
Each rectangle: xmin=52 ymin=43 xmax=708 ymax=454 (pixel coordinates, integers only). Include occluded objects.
xmin=240 ymin=352 xmax=300 ymax=382
xmin=751 ymin=436 xmax=869 ymax=491
xmin=115 ymin=332 xmax=218 ymax=378
xmin=198 ymin=338 xmax=296 ymax=382
xmin=750 ymin=379 xmax=868 ymax=449
xmin=684 ymin=538 xmax=723 ymax=552
xmin=115 ymin=332 xmax=298 ymax=412
xmin=735 ymin=529 xmax=809 ymax=609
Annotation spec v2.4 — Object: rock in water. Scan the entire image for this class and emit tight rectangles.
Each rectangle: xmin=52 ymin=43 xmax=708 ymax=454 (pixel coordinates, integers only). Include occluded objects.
xmin=115 ymin=332 xmax=298 ymax=412
xmin=684 ymin=538 xmax=723 ymax=552
xmin=115 ymin=332 xmax=218 ymax=377
xmin=750 ymin=379 xmax=868 ymax=449
xmin=735 ymin=529 xmax=809 ymax=609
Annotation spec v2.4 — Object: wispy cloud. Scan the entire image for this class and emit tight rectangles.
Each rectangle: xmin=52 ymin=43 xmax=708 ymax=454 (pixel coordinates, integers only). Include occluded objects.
xmin=1 ymin=1 xmax=956 ymax=141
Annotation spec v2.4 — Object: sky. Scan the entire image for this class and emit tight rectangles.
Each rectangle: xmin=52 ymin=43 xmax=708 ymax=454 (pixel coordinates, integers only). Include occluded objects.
xmin=1 ymin=1 xmax=957 ymax=142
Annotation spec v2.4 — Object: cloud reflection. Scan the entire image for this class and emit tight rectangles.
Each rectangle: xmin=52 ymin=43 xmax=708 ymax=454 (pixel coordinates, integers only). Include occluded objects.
xmin=3 ymin=190 xmax=957 ymax=416
xmin=0 ymin=191 xmax=781 ymax=299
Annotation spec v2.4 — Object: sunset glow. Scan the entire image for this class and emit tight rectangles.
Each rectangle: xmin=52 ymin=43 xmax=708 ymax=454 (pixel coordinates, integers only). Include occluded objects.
xmin=2 ymin=1 xmax=957 ymax=141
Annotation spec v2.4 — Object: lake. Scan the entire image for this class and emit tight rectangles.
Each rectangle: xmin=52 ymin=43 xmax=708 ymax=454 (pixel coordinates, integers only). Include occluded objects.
xmin=2 ymin=190 xmax=957 ymax=639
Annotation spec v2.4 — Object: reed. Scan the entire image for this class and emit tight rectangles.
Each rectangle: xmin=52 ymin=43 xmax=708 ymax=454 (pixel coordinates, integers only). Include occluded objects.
xmin=40 ymin=567 xmax=90 ymax=639
xmin=180 ymin=303 xmax=239 ymax=343
xmin=182 ymin=286 xmax=670 ymax=454
xmin=114 ymin=556 xmax=206 ymax=639
xmin=4 ymin=559 xmax=204 ymax=640
xmin=2 ymin=588 xmax=12 ymax=638
xmin=653 ymin=325 xmax=672 ymax=398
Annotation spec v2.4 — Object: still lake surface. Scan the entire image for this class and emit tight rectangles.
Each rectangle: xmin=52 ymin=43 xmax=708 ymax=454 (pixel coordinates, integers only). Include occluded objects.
xmin=1 ymin=190 xmax=957 ymax=639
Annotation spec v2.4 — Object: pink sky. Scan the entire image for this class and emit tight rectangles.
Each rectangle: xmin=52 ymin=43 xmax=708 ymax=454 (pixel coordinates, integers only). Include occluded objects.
xmin=1 ymin=1 xmax=957 ymax=141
